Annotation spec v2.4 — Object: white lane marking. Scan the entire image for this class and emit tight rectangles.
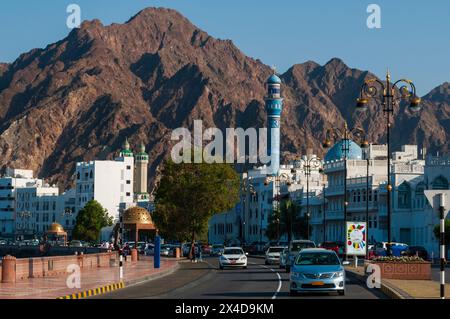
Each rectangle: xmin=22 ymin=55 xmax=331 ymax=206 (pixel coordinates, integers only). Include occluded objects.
xmin=249 ymin=261 xmax=283 ymax=299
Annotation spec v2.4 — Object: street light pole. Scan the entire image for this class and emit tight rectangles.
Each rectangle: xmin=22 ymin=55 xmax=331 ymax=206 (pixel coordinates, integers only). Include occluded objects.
xmin=366 ymin=157 xmax=370 ymax=259
xmin=357 ymin=71 xmax=421 ymax=243
xmin=323 ymin=183 xmax=326 ymax=243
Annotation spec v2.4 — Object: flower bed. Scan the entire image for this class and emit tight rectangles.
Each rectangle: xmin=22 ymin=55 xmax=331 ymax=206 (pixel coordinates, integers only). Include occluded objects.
xmin=367 ymin=257 xmax=431 ymax=280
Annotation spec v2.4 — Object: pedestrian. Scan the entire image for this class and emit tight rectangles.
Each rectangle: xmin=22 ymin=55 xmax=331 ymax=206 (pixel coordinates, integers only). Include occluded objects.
xmin=198 ymin=248 xmax=203 ymax=262
xmin=191 ymin=245 xmax=196 ymax=263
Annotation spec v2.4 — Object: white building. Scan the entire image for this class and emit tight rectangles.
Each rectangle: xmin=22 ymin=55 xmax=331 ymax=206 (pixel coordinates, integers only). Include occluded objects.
xmin=0 ymin=169 xmax=41 ymax=237
xmin=15 ymin=180 xmax=60 ymax=238
xmin=208 ymin=153 xmax=325 ymax=245
xmin=75 ymin=139 xmax=135 ymax=221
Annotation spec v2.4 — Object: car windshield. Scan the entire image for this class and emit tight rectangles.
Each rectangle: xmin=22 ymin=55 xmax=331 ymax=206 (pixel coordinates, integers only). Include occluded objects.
xmin=295 ymin=252 xmax=340 ymax=265
xmin=268 ymin=247 xmax=284 ymax=253
xmin=223 ymin=249 xmax=243 ymax=255
xmin=213 ymin=245 xmax=224 ymax=249
xmin=291 ymin=242 xmax=315 ymax=251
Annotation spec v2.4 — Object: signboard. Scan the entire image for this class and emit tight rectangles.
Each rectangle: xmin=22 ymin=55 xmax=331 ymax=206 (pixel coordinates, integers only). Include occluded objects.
xmin=346 ymin=222 xmax=367 ymax=256
xmin=424 ymin=190 xmax=450 ymax=217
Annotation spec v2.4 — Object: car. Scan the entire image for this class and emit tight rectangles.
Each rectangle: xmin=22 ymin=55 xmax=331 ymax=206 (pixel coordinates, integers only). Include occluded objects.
xmin=374 ymin=242 xmax=408 ymax=257
xmin=144 ymin=243 xmax=155 ymax=256
xmin=320 ymin=242 xmax=340 ymax=254
xmin=211 ymin=244 xmax=225 ymax=256
xmin=405 ymin=246 xmax=428 ymax=260
xmin=69 ymin=240 xmax=83 ymax=247
xmin=280 ymin=247 xmax=289 ymax=269
xmin=202 ymin=244 xmax=212 ymax=255
xmin=285 ymin=240 xmax=316 ymax=273
xmin=265 ymin=246 xmax=285 ymax=265
xmin=219 ymin=247 xmax=248 ymax=269
xmin=263 ymin=241 xmax=279 ymax=252
xmin=289 ymin=248 xmax=349 ymax=296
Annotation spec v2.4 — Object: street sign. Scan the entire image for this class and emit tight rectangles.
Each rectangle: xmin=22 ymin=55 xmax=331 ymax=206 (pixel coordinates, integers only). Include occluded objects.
xmin=424 ymin=190 xmax=450 ymax=217
xmin=346 ymin=222 xmax=367 ymax=256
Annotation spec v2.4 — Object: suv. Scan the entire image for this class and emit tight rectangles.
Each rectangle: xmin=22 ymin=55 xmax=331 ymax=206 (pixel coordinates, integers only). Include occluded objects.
xmin=285 ymin=240 xmax=316 ymax=273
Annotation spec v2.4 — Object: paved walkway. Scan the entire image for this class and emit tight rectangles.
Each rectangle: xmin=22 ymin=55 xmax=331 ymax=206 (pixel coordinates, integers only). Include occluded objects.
xmin=346 ymin=265 xmax=450 ymax=299
xmin=0 ymin=256 xmax=178 ymax=299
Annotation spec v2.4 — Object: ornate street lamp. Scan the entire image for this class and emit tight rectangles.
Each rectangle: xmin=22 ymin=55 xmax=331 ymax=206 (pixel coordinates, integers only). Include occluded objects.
xmin=356 ymin=71 xmax=421 ymax=243
xmin=241 ymin=176 xmax=256 ymax=246
xmin=323 ymin=123 xmax=369 ymax=257
xmin=296 ymin=156 xmax=322 ymax=241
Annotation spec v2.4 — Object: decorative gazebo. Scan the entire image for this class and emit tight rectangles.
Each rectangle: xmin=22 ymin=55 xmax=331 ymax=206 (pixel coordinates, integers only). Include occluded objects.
xmin=45 ymin=223 xmax=68 ymax=246
xmin=121 ymin=206 xmax=156 ymax=247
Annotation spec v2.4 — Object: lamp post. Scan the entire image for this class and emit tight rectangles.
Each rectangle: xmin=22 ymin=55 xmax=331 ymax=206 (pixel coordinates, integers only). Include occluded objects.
xmin=296 ymin=156 xmax=322 ymax=241
xmin=241 ymin=175 xmax=255 ymax=246
xmin=323 ymin=183 xmax=326 ymax=243
xmin=264 ymin=173 xmax=294 ymax=243
xmin=323 ymin=124 xmax=368 ymax=258
xmin=356 ymin=71 xmax=421 ymax=243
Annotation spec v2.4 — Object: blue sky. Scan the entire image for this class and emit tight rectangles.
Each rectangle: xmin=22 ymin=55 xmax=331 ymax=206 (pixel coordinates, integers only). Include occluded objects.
xmin=0 ymin=0 xmax=448 ymax=95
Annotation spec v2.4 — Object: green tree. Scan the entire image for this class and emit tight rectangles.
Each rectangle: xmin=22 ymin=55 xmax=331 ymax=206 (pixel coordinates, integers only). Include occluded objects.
xmin=153 ymin=159 xmax=240 ymax=250
xmin=265 ymin=200 xmax=308 ymax=241
xmin=73 ymin=200 xmax=113 ymax=242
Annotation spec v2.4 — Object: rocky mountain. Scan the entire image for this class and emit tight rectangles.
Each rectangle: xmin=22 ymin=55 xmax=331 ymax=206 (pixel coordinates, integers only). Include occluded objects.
xmin=0 ymin=7 xmax=448 ymax=191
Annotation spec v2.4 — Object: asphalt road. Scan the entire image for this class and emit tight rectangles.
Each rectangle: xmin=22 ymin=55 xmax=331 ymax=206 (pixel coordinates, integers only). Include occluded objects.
xmin=98 ymin=257 xmax=386 ymax=299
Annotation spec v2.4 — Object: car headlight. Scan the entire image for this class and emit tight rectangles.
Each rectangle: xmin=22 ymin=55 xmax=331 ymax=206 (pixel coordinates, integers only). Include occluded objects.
xmin=291 ymin=272 xmax=303 ymax=279
xmin=332 ymin=271 xmax=344 ymax=278
xmin=240 ymin=256 xmax=246 ymax=261
xmin=220 ymin=256 xmax=227 ymax=260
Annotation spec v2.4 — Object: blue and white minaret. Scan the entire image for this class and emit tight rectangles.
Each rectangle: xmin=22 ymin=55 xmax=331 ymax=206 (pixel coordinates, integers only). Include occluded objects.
xmin=265 ymin=73 xmax=284 ymax=176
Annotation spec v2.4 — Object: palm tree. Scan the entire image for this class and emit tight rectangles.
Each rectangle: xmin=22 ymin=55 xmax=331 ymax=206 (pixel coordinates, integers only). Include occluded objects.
xmin=266 ymin=200 xmax=308 ymax=242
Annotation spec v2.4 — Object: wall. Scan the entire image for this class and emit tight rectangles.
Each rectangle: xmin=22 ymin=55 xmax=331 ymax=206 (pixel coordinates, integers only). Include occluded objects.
xmin=3 ymin=251 xmax=118 ymax=281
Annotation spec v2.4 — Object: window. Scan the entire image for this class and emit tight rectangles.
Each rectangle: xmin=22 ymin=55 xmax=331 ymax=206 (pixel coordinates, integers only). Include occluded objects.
xmin=126 ymin=192 xmax=131 ymax=197
xmin=398 ymin=182 xmax=411 ymax=209
xmin=126 ymin=165 xmax=131 ymax=170
xmin=126 ymin=180 xmax=131 ymax=185
xmin=432 ymin=176 xmax=449 ymax=190
xmin=77 ymin=172 xmax=80 ymax=180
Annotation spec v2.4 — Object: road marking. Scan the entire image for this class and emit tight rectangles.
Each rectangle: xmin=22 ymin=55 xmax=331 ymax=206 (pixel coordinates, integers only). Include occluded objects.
xmin=249 ymin=261 xmax=283 ymax=299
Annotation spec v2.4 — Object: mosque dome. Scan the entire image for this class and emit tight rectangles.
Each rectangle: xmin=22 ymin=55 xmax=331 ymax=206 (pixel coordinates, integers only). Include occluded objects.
xmin=324 ymin=139 xmax=363 ymax=162
xmin=267 ymin=74 xmax=282 ymax=84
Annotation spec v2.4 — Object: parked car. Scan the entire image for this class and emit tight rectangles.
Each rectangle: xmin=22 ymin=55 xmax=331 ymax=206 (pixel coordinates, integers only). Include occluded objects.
xmin=144 ymin=243 xmax=155 ymax=256
xmin=211 ymin=244 xmax=225 ymax=256
xmin=243 ymin=242 xmax=257 ymax=255
xmin=202 ymin=244 xmax=212 ymax=255
xmin=280 ymin=247 xmax=289 ymax=269
xmin=265 ymin=246 xmax=286 ymax=265
xmin=219 ymin=247 xmax=248 ymax=270
xmin=160 ymin=244 xmax=175 ymax=257
xmin=320 ymin=242 xmax=340 ymax=255
xmin=285 ymin=240 xmax=316 ymax=273
xmin=374 ymin=242 xmax=408 ymax=257
xmin=290 ymin=248 xmax=349 ymax=296
xmin=405 ymin=246 xmax=428 ymax=260
xmin=69 ymin=240 xmax=83 ymax=247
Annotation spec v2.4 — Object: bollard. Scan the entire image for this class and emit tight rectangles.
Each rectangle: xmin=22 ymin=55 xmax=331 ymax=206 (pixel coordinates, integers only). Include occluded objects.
xmin=154 ymin=236 xmax=161 ymax=269
xmin=175 ymin=247 xmax=181 ymax=259
xmin=2 ymin=255 xmax=16 ymax=283
xmin=131 ymin=249 xmax=138 ymax=262
xmin=119 ymin=254 xmax=123 ymax=280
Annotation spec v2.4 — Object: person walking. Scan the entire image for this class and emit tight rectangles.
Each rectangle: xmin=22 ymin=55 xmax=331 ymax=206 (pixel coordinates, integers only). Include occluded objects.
xmin=191 ymin=244 xmax=196 ymax=263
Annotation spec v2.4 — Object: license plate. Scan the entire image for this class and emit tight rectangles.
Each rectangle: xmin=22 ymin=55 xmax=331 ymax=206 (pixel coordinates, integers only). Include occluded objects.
xmin=231 ymin=260 xmax=236 ymax=264
xmin=311 ymin=281 xmax=324 ymax=286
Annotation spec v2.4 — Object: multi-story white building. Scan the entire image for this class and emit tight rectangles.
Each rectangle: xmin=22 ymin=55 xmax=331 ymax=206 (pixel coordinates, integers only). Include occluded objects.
xmin=75 ymin=139 xmax=135 ymax=222
xmin=208 ymin=153 xmax=325 ymax=245
xmin=0 ymin=169 xmax=42 ymax=237
xmin=15 ymin=180 xmax=60 ymax=238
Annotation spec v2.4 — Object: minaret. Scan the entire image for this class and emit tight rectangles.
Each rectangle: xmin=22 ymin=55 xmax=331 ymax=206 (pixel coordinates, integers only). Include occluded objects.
xmin=134 ymin=143 xmax=149 ymax=201
xmin=265 ymin=72 xmax=284 ymax=176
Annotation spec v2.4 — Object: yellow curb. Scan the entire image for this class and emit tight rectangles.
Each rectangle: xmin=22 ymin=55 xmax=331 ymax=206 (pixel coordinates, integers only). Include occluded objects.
xmin=56 ymin=281 xmax=126 ymax=299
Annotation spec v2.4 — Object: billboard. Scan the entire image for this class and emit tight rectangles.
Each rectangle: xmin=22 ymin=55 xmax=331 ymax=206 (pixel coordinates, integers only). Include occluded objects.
xmin=346 ymin=222 xmax=367 ymax=256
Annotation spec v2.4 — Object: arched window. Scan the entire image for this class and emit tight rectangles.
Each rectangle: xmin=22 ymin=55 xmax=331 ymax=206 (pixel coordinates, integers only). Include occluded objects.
xmin=432 ymin=176 xmax=449 ymax=190
xmin=89 ymin=170 xmax=93 ymax=178
xmin=415 ymin=182 xmax=425 ymax=208
xmin=77 ymin=172 xmax=80 ymax=180
xmin=398 ymin=182 xmax=411 ymax=209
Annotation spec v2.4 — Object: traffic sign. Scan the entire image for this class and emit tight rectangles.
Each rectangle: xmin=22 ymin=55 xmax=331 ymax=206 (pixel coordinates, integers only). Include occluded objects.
xmin=424 ymin=190 xmax=450 ymax=217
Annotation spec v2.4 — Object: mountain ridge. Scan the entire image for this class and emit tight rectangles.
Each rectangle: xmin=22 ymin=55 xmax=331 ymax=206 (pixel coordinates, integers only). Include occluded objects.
xmin=0 ymin=7 xmax=448 ymax=192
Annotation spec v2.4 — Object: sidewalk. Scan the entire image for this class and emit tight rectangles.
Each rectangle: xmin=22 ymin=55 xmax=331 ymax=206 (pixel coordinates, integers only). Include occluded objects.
xmin=0 ymin=256 xmax=179 ymax=299
xmin=345 ymin=265 xmax=450 ymax=299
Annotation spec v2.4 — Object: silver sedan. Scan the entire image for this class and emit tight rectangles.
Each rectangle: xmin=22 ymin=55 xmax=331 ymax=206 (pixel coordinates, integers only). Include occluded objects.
xmin=289 ymin=248 xmax=350 ymax=296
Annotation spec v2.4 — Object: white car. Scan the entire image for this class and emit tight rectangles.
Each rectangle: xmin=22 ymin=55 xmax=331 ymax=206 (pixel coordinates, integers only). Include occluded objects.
xmin=265 ymin=246 xmax=285 ymax=265
xmin=219 ymin=247 xmax=248 ymax=270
